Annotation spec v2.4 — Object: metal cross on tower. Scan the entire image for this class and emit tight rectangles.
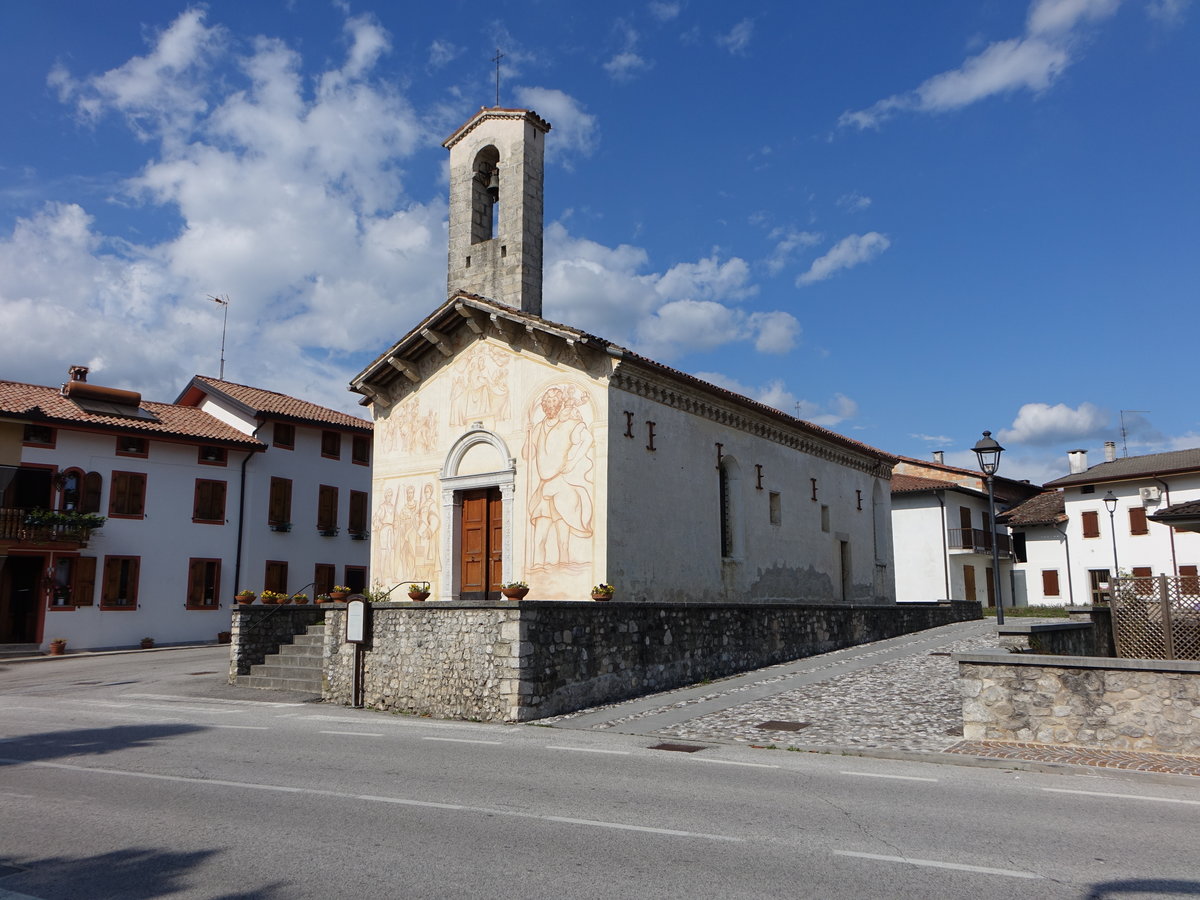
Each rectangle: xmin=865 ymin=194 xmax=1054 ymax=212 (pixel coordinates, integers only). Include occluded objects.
xmin=492 ymin=48 xmax=504 ymax=107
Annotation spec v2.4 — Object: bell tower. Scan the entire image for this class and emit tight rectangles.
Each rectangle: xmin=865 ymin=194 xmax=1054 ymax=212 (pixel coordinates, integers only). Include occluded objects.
xmin=443 ymin=107 xmax=551 ymax=316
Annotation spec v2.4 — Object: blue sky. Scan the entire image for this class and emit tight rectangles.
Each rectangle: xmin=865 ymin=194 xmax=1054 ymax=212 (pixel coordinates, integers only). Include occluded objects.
xmin=1 ymin=0 xmax=1196 ymax=484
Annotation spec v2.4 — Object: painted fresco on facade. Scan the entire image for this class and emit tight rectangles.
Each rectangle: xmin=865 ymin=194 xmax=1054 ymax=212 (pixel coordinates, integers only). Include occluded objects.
xmin=523 ymin=382 xmax=596 ymax=585
xmin=377 ymin=397 xmax=438 ymax=458
xmin=372 ymin=478 xmax=441 ymax=590
xmin=449 ymin=343 xmax=511 ymax=428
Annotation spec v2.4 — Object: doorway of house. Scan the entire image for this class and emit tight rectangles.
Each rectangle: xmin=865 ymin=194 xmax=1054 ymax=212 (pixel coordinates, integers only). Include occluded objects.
xmin=460 ymin=487 xmax=503 ymax=601
xmin=1089 ymin=569 xmax=1112 ymax=605
xmin=1 ymin=555 xmax=46 ymax=643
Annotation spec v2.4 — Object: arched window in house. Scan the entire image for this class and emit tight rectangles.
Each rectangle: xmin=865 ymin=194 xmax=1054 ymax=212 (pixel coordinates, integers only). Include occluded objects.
xmin=58 ymin=468 xmax=83 ymax=511
xmin=471 ymin=145 xmax=500 ymax=244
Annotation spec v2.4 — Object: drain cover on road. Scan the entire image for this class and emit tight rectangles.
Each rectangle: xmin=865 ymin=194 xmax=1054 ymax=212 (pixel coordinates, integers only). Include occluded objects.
xmin=649 ymin=742 xmax=706 ymax=753
xmin=756 ymin=720 xmax=811 ymax=732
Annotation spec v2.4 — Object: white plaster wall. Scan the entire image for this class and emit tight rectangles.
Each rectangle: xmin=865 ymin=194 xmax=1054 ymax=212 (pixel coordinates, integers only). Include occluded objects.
xmin=1011 ymin=524 xmax=1073 ymax=606
xmin=605 ymin=376 xmax=893 ymax=603
xmin=891 ymin=495 xmax=950 ymax=602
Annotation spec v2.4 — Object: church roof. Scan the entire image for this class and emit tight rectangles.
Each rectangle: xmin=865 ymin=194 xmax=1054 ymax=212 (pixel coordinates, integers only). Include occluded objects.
xmin=352 ymin=292 xmax=895 ymax=467
xmin=178 ymin=376 xmax=372 ymax=432
xmin=442 ymin=107 xmax=552 ymax=149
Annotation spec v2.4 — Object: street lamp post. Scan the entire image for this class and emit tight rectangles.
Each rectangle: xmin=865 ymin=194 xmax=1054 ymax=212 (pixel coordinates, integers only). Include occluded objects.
xmin=1103 ymin=491 xmax=1119 ymax=597
xmin=972 ymin=431 xmax=1006 ymax=625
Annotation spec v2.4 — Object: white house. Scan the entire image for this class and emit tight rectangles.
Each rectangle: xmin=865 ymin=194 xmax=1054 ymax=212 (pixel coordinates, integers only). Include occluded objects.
xmin=0 ymin=367 xmax=371 ymax=652
xmin=1019 ymin=443 xmax=1200 ymax=605
xmin=350 ymin=106 xmax=897 ymax=604
xmin=995 ymin=491 xmax=1070 ymax=606
xmin=890 ymin=454 xmax=1042 ymax=605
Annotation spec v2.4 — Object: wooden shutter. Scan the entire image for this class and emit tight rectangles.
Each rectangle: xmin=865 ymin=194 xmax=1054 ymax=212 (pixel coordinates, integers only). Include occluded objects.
xmin=73 ymin=556 xmax=97 ymax=606
xmin=315 ymin=564 xmax=335 ymax=596
xmin=963 ymin=565 xmax=976 ymax=602
xmin=318 ymin=485 xmax=338 ymax=530
xmin=125 ymin=558 xmax=140 ymax=605
xmin=188 ymin=559 xmax=205 ymax=605
xmin=102 ymin=557 xmax=121 ymax=604
xmin=1129 ymin=506 xmax=1148 ymax=535
xmin=985 ymin=567 xmax=995 ymax=606
xmin=1041 ymin=570 xmax=1059 ymax=597
xmin=1131 ymin=566 xmax=1152 ymax=578
xmin=1081 ymin=510 xmax=1100 ymax=538
xmin=349 ymin=491 xmax=368 ymax=534
xmin=269 ymin=478 xmax=291 ymax=524
xmin=1180 ymin=565 xmax=1199 ymax=594
xmin=195 ymin=480 xmax=226 ymax=521
xmin=81 ymin=472 xmax=103 ymax=513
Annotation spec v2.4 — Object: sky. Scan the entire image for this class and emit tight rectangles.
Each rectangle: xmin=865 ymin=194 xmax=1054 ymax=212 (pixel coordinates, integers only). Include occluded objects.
xmin=1 ymin=0 xmax=1196 ymax=486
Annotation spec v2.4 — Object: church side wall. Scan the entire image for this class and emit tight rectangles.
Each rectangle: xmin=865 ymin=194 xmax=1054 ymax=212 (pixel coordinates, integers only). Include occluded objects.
xmin=606 ymin=375 xmax=894 ymax=603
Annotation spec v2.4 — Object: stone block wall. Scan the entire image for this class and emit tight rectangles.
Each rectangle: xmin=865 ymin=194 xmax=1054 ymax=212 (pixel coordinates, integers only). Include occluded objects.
xmin=321 ymin=599 xmax=979 ymax=721
xmin=957 ymin=653 xmax=1200 ymax=755
xmin=996 ymin=621 xmax=1096 ymax=656
xmin=229 ymin=606 xmax=327 ymax=680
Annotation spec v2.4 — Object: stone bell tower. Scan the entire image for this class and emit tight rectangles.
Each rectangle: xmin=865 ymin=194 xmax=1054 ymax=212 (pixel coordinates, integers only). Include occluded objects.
xmin=443 ymin=107 xmax=551 ymax=316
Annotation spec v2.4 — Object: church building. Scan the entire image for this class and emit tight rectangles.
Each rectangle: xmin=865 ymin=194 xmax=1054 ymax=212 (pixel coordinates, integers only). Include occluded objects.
xmin=351 ymin=107 xmax=897 ymax=605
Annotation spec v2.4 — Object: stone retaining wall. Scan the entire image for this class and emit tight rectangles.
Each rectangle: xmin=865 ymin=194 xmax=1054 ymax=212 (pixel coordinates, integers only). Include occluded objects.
xmin=957 ymin=652 xmax=1200 ymax=755
xmin=322 ymin=599 xmax=980 ymax=721
xmin=229 ymin=606 xmax=327 ymax=680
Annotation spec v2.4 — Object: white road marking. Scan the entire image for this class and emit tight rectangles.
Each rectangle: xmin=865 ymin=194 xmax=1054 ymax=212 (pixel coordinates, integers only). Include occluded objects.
xmin=422 ymin=737 xmax=502 ymax=745
xmin=689 ymin=757 xmax=779 ymax=769
xmin=4 ymin=757 xmax=742 ymax=843
xmin=212 ymin=725 xmax=270 ymax=730
xmin=840 ymin=771 xmax=937 ymax=782
xmin=1042 ymin=787 xmax=1200 ymax=806
xmin=545 ymin=746 xmax=631 ymax=755
xmin=320 ymin=730 xmax=383 ymax=737
xmin=123 ymin=693 xmax=305 ymax=708
xmin=834 ymin=850 xmax=1041 ymax=879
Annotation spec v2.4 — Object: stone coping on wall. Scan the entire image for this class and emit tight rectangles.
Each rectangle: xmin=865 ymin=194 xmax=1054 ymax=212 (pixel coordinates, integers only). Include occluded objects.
xmin=365 ymin=599 xmax=964 ymax=610
xmin=994 ymin=620 xmax=1090 ymax=634
xmin=954 ymin=650 xmax=1200 ymax=674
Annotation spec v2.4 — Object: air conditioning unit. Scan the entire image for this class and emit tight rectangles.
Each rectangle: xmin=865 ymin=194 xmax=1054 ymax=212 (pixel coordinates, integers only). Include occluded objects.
xmin=1139 ymin=486 xmax=1161 ymax=503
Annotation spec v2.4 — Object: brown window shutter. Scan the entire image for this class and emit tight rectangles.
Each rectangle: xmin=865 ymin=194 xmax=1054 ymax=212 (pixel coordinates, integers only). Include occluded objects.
xmin=1180 ymin=565 xmax=1199 ymax=593
xmin=109 ymin=472 xmax=126 ymax=515
xmin=1131 ymin=566 xmax=1152 ymax=578
xmin=1041 ymin=570 xmax=1059 ymax=597
xmin=315 ymin=564 xmax=335 ymax=595
xmin=127 ymin=558 xmax=140 ymax=604
xmin=269 ymin=478 xmax=291 ymax=524
xmin=349 ymin=491 xmax=367 ymax=533
xmin=74 ymin=557 xmax=97 ymax=606
xmin=318 ymin=485 xmax=338 ymax=530
xmin=1129 ymin=506 xmax=1148 ymax=535
xmin=82 ymin=472 xmax=103 ymax=513
xmin=1082 ymin=510 xmax=1100 ymax=538
xmin=102 ymin=557 xmax=121 ymax=604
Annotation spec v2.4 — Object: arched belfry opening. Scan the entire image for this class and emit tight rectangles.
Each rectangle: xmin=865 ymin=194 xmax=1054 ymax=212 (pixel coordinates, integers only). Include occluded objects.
xmin=471 ymin=145 xmax=500 ymax=244
xmin=443 ymin=108 xmax=551 ymax=316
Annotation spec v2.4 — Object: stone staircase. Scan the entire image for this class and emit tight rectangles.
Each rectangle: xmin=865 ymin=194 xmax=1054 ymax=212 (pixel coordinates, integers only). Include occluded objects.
xmin=238 ymin=623 xmax=326 ymax=692
xmin=0 ymin=643 xmax=41 ymax=660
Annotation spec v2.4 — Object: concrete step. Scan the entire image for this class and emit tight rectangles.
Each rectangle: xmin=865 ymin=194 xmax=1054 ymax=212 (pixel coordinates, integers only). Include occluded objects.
xmin=273 ymin=642 xmax=323 ymax=659
xmin=238 ymin=674 xmax=322 ymax=692
xmin=291 ymin=634 xmax=324 ymax=648
xmin=250 ymin=662 xmax=322 ymax=681
xmin=0 ymin=643 xmax=40 ymax=659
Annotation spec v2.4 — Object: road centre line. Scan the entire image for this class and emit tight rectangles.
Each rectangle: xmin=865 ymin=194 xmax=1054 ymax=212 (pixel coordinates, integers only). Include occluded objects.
xmin=4 ymin=757 xmax=742 ymax=843
xmin=545 ymin=746 xmax=631 ymax=755
xmin=213 ymin=725 xmax=270 ymax=730
xmin=1042 ymin=787 xmax=1200 ymax=806
xmin=688 ymin=757 xmax=779 ymax=769
xmin=122 ymin=693 xmax=305 ymax=708
xmin=422 ymin=736 xmax=503 ymax=745
xmin=834 ymin=851 xmax=1041 ymax=879
xmin=840 ymin=771 xmax=938 ymax=782
xmin=320 ymin=730 xmax=383 ymax=737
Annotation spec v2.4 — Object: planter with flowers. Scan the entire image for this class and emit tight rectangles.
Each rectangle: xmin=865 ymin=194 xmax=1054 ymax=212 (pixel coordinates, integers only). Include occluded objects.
xmin=591 ymin=583 xmax=615 ymax=601
xmin=259 ymin=590 xmax=286 ymax=605
xmin=407 ymin=582 xmax=431 ymax=602
xmin=235 ymin=590 xmax=256 ymax=605
xmin=140 ymin=637 xmax=155 ymax=649
xmin=290 ymin=593 xmax=309 ymax=605
xmin=315 ymin=593 xmax=332 ymax=604
xmin=500 ymin=581 xmax=529 ymax=600
xmin=48 ymin=638 xmax=67 ymax=656
xmin=329 ymin=586 xmax=351 ymax=601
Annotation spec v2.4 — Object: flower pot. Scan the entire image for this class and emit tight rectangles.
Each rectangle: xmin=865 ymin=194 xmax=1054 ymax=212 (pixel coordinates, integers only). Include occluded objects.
xmin=140 ymin=639 xmax=154 ymax=649
xmin=292 ymin=597 xmax=309 ymax=605
xmin=328 ymin=591 xmax=348 ymax=601
xmin=217 ymin=631 xmax=232 ymax=644
xmin=48 ymin=640 xmax=66 ymax=656
xmin=236 ymin=595 xmax=255 ymax=605
xmin=501 ymin=588 xmax=529 ymax=600
xmin=591 ymin=593 xmax=612 ymax=601
xmin=408 ymin=591 xmax=430 ymax=602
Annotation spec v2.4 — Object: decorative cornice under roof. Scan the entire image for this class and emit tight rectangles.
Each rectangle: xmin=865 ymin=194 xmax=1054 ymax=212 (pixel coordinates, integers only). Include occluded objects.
xmin=1044 ymin=448 xmax=1200 ymax=488
xmin=442 ymin=107 xmax=551 ymax=150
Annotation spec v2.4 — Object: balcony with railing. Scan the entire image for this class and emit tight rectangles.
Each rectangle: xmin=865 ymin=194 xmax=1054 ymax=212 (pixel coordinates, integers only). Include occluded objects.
xmin=947 ymin=527 xmax=1011 ymax=556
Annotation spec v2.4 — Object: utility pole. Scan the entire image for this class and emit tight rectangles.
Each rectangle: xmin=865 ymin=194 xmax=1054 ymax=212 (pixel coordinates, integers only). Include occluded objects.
xmin=207 ymin=295 xmax=230 ymax=379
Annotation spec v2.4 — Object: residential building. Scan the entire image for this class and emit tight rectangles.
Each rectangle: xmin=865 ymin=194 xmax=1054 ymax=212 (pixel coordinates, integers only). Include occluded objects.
xmin=890 ymin=453 xmax=1043 ymax=605
xmin=351 ymin=106 xmax=897 ymax=604
xmin=0 ymin=368 xmax=370 ymax=651
xmin=996 ymin=491 xmax=1071 ymax=606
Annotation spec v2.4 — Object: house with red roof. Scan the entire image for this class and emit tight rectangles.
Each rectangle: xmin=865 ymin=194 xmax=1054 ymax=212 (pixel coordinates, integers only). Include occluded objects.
xmin=350 ymin=108 xmax=898 ymax=604
xmin=0 ymin=366 xmax=370 ymax=652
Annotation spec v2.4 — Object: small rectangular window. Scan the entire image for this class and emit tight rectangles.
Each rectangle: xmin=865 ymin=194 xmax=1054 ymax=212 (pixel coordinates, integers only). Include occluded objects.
xmin=769 ymin=491 xmax=781 ymax=526
xmin=1081 ymin=509 xmax=1100 ymax=539
xmin=273 ymin=422 xmax=295 ymax=450
xmin=352 ymin=434 xmax=370 ymax=466
xmin=1129 ymin=506 xmax=1148 ymax=536
xmin=198 ymin=445 xmax=228 ymax=466
xmin=22 ymin=424 xmax=55 ymax=447
xmin=1080 ymin=485 xmax=1095 ymax=494
xmin=820 ymin=504 xmax=830 ymax=533
xmin=193 ymin=479 xmax=227 ymax=523
xmin=321 ymin=430 xmax=341 ymax=460
xmin=268 ymin=477 xmax=292 ymax=527
xmin=344 ymin=566 xmax=367 ymax=594
xmin=101 ymin=556 xmax=140 ymax=608
xmin=187 ymin=558 xmax=221 ymax=608
xmin=116 ymin=436 xmax=148 ymax=457
xmin=1041 ymin=570 xmax=1060 ymax=597
xmin=109 ymin=471 xmax=147 ymax=518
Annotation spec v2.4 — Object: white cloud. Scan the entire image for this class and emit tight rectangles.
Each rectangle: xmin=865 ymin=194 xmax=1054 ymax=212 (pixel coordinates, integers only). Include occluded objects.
xmin=716 ymin=19 xmax=754 ymax=54
xmin=766 ymin=227 xmax=822 ymax=275
xmin=604 ymin=51 xmax=652 ymax=81
xmin=998 ymin=401 xmax=1110 ymax=445
xmin=512 ymin=86 xmax=597 ymax=168
xmin=909 ymin=432 xmax=956 ymax=445
xmin=649 ymin=1 xmax=682 ymax=22
xmin=1147 ymin=0 xmax=1191 ymax=24
xmin=839 ymin=0 xmax=1121 ymax=130
xmin=837 ymin=192 xmax=872 ymax=212
xmin=428 ymin=39 xmax=462 ymax=68
xmin=694 ymin=373 xmax=858 ymax=426
xmin=797 ymin=232 xmax=890 ymax=285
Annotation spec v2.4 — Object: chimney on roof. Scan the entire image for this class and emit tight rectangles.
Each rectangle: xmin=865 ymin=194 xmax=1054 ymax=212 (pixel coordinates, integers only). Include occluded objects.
xmin=68 ymin=365 xmax=89 ymax=383
xmin=1104 ymin=441 xmax=1117 ymax=463
xmin=1068 ymin=449 xmax=1088 ymax=475
xmin=932 ymin=451 xmax=944 ymax=465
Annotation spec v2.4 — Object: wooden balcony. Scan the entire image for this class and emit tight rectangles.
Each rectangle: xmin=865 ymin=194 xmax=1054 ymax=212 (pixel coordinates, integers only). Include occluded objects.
xmin=0 ymin=507 xmax=102 ymax=548
xmin=947 ymin=527 xmax=1011 ymax=556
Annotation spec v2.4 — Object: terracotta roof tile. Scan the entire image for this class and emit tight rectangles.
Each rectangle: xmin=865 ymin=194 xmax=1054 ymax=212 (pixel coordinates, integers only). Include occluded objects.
xmin=190 ymin=377 xmax=372 ymax=432
xmin=996 ymin=491 xmax=1066 ymax=526
xmin=890 ymin=473 xmax=986 ymax=498
xmin=1148 ymin=499 xmax=1200 ymax=523
xmin=0 ymin=379 xmax=263 ymax=447
xmin=1044 ymin=448 xmax=1200 ymax=488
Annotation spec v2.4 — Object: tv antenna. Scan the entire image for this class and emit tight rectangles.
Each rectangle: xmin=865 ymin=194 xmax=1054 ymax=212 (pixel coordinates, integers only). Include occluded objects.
xmin=492 ymin=48 xmax=504 ymax=107
xmin=1119 ymin=409 xmax=1149 ymax=457
xmin=207 ymin=295 xmax=230 ymax=380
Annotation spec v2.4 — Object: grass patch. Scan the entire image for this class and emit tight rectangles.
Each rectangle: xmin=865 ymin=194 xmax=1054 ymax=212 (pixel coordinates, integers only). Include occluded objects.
xmin=982 ymin=605 xmax=1074 ymax=618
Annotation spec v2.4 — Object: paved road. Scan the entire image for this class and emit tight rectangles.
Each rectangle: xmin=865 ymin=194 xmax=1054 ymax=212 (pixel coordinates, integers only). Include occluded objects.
xmin=2 ymin=648 xmax=1199 ymax=899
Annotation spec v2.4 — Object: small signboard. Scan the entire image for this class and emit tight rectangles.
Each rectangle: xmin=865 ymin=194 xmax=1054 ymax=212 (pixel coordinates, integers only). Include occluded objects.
xmin=345 ymin=598 xmax=368 ymax=644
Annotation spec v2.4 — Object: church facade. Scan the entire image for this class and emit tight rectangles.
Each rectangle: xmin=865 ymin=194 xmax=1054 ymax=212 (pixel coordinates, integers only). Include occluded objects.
xmin=351 ymin=108 xmax=896 ymax=605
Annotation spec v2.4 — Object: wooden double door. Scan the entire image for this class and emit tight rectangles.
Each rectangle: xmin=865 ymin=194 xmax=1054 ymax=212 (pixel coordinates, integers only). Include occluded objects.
xmin=460 ymin=488 xmax=503 ymax=600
